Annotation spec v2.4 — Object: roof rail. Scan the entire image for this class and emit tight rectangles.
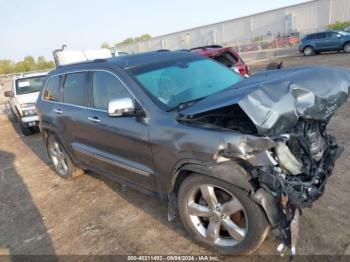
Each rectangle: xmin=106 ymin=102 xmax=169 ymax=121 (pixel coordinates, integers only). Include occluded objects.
xmin=190 ymin=45 xmax=223 ymax=50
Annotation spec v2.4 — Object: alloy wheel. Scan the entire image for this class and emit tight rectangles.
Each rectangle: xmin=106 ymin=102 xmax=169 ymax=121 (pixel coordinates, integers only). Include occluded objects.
xmin=49 ymin=140 xmax=68 ymax=176
xmin=186 ymin=184 xmax=247 ymax=247
xmin=304 ymin=47 xmax=314 ymax=56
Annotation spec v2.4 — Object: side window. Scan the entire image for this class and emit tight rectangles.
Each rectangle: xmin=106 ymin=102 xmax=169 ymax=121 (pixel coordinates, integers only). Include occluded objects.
xmin=63 ymin=72 xmax=89 ymax=106
xmin=327 ymin=32 xmax=338 ymax=39
xmin=44 ymin=76 xmax=62 ymax=102
xmin=308 ymin=34 xmax=316 ymax=40
xmin=316 ymin=33 xmax=326 ymax=39
xmin=92 ymin=71 xmax=131 ymax=110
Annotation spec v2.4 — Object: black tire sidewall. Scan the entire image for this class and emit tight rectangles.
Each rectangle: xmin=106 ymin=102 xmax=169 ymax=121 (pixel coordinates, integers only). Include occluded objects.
xmin=177 ymin=174 xmax=269 ymax=255
xmin=20 ymin=121 xmax=32 ymax=136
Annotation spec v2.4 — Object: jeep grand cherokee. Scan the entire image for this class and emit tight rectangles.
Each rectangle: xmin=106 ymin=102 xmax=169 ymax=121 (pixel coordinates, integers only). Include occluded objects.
xmin=36 ymin=51 xmax=350 ymax=256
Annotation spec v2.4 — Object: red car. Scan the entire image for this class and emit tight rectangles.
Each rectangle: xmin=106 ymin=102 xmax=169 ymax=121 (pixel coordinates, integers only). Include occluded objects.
xmin=270 ymin=36 xmax=300 ymax=48
xmin=190 ymin=45 xmax=250 ymax=77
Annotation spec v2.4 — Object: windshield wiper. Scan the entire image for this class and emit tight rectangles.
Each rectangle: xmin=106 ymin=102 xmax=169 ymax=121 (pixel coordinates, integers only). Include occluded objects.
xmin=168 ymin=97 xmax=204 ymax=112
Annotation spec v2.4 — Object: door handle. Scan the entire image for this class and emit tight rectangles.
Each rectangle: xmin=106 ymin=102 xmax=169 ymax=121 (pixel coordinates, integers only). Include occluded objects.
xmin=54 ymin=109 xmax=63 ymax=114
xmin=88 ymin=116 xmax=101 ymax=123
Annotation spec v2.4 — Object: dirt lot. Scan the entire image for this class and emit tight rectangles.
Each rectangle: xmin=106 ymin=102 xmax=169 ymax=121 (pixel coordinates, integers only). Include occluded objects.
xmin=1 ymin=53 xmax=350 ymax=256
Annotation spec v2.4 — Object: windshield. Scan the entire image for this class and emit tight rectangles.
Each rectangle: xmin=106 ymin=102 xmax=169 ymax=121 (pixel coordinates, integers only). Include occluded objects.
xmin=16 ymin=75 xmax=46 ymax=95
xmin=131 ymin=57 xmax=243 ymax=110
xmin=339 ymin=30 xmax=350 ymax=36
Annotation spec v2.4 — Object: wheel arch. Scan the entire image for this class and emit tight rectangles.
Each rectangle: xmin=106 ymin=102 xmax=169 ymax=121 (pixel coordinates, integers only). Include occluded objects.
xmin=170 ymin=161 xmax=253 ymax=197
xmin=303 ymin=45 xmax=315 ymax=52
xmin=41 ymin=126 xmax=78 ymax=166
xmin=343 ymin=41 xmax=350 ymax=48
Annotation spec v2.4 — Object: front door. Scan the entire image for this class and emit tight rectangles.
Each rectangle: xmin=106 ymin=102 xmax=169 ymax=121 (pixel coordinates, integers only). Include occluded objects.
xmin=84 ymin=70 xmax=155 ymax=191
xmin=325 ymin=32 xmax=343 ymax=50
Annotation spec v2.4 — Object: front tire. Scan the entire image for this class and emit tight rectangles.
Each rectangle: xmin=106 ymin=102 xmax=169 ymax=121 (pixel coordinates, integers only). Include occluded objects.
xmin=303 ymin=46 xmax=315 ymax=56
xmin=20 ymin=122 xmax=33 ymax=136
xmin=46 ymin=134 xmax=84 ymax=179
xmin=177 ymin=174 xmax=269 ymax=255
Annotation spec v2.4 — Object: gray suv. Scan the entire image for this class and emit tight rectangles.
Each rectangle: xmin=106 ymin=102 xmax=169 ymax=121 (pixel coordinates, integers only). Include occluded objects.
xmin=36 ymin=51 xmax=349 ymax=256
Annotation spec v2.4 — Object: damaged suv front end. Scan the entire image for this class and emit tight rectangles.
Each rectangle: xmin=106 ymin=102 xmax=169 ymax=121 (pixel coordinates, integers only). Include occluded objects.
xmin=177 ymin=66 xmax=350 ymax=255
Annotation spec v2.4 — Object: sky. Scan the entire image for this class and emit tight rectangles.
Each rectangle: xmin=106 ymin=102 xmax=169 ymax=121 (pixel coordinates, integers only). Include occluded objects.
xmin=0 ymin=0 xmax=308 ymax=61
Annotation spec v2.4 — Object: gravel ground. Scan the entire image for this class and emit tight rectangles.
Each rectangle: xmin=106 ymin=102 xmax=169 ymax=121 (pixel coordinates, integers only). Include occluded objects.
xmin=0 ymin=53 xmax=350 ymax=257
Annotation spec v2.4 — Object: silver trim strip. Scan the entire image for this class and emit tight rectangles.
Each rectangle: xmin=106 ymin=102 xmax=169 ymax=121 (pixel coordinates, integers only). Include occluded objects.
xmin=72 ymin=145 xmax=150 ymax=177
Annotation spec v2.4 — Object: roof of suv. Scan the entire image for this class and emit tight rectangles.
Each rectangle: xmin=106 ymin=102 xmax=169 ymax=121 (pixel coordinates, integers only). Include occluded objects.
xmin=49 ymin=51 xmax=199 ymax=75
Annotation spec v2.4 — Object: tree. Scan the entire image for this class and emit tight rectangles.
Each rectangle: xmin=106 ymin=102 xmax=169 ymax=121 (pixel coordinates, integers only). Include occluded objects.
xmin=101 ymin=42 xmax=110 ymax=49
xmin=37 ymin=56 xmax=54 ymax=70
xmin=0 ymin=56 xmax=55 ymax=75
xmin=0 ymin=60 xmax=15 ymax=74
xmin=328 ymin=21 xmax=350 ymax=30
xmin=112 ymin=34 xmax=152 ymax=47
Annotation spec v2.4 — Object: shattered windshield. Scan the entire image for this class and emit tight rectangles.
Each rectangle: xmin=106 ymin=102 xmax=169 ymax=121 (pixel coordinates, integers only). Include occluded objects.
xmin=131 ymin=57 xmax=243 ymax=110
xmin=16 ymin=75 xmax=46 ymax=95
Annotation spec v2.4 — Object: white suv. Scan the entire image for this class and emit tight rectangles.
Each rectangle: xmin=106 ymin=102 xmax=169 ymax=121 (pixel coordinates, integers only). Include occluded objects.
xmin=4 ymin=72 xmax=47 ymax=135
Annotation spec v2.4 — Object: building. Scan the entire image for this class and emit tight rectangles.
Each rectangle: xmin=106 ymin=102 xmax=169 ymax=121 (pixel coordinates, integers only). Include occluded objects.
xmin=118 ymin=0 xmax=350 ymax=53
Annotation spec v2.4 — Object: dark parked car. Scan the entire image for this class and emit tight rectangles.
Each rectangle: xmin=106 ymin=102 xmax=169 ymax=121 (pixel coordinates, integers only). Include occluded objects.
xmin=299 ymin=30 xmax=350 ymax=56
xmin=190 ymin=45 xmax=250 ymax=77
xmin=36 ymin=51 xmax=349 ymax=256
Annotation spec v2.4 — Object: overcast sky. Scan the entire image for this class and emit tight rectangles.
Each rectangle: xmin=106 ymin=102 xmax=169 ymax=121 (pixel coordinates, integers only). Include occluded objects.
xmin=0 ymin=0 xmax=307 ymax=61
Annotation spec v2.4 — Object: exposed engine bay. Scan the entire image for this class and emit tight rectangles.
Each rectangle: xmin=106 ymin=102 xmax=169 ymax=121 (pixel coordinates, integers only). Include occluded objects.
xmin=177 ymin=65 xmax=350 ymax=256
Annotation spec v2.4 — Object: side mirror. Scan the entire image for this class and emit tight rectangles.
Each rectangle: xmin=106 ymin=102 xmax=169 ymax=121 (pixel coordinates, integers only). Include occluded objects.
xmin=4 ymin=91 xmax=13 ymax=97
xmin=108 ymin=97 xmax=135 ymax=117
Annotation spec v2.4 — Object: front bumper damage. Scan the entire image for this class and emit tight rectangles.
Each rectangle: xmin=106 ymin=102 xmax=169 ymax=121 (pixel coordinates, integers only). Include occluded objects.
xmin=178 ymin=66 xmax=350 ymax=256
xmin=213 ymin=120 xmax=342 ymax=258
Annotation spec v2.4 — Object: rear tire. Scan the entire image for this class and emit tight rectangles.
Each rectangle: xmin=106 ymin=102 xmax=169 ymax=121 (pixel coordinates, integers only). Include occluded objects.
xmin=344 ymin=43 xmax=350 ymax=53
xmin=177 ymin=174 xmax=269 ymax=255
xmin=303 ymin=46 xmax=315 ymax=56
xmin=46 ymin=134 xmax=84 ymax=179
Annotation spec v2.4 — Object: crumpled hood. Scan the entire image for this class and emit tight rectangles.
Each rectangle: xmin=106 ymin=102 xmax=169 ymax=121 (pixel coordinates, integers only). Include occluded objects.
xmin=16 ymin=92 xmax=40 ymax=106
xmin=180 ymin=66 xmax=350 ymax=135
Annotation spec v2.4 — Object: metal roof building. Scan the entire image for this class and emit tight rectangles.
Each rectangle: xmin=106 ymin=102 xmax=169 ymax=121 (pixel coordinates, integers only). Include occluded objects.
xmin=118 ymin=0 xmax=350 ymax=53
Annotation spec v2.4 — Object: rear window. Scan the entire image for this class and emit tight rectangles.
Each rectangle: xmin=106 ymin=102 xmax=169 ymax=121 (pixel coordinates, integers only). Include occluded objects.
xmin=63 ymin=72 xmax=89 ymax=106
xmin=44 ymin=76 xmax=62 ymax=102
xmin=16 ymin=75 xmax=46 ymax=95
xmin=213 ymin=52 xmax=238 ymax=68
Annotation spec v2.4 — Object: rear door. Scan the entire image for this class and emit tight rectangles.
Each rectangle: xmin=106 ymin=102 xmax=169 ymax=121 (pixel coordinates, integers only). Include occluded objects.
xmin=84 ymin=70 xmax=156 ymax=190
xmin=55 ymin=71 xmax=93 ymax=165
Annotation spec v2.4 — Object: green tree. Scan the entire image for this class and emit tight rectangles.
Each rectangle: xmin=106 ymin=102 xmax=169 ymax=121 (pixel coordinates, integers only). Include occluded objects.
xmin=0 ymin=56 xmax=55 ymax=75
xmin=0 ymin=60 xmax=15 ymax=74
xmin=328 ymin=21 xmax=350 ymax=30
xmin=101 ymin=42 xmax=110 ymax=49
xmin=113 ymin=34 xmax=152 ymax=47
xmin=36 ymin=56 xmax=54 ymax=70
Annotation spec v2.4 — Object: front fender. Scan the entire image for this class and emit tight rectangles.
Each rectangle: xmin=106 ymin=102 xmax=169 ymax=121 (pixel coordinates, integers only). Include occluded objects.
xmin=171 ymin=161 xmax=253 ymax=193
